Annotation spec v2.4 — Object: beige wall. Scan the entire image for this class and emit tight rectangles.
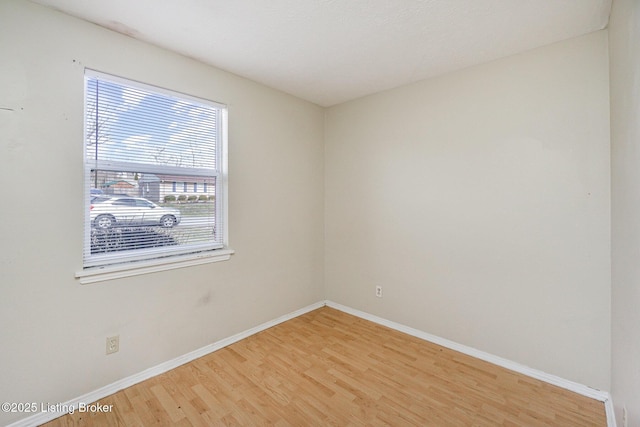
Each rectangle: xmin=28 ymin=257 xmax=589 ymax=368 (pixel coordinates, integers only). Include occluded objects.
xmin=0 ymin=0 xmax=618 ymax=423
xmin=325 ymin=31 xmax=611 ymax=390
xmin=610 ymin=0 xmax=640 ymax=423
xmin=0 ymin=1 xmax=324 ymax=424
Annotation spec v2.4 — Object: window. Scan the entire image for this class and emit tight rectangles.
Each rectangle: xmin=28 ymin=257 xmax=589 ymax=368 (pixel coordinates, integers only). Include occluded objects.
xmin=194 ymin=183 xmax=198 ymax=193
xmin=183 ymin=182 xmax=187 ymax=192
xmin=82 ymin=70 xmax=228 ymax=273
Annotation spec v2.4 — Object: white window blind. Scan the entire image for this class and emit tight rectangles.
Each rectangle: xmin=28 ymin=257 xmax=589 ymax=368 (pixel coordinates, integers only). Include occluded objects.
xmin=83 ymin=70 xmax=227 ymax=269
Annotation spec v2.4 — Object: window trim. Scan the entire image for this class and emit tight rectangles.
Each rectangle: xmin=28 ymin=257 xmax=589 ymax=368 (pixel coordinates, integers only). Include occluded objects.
xmin=79 ymin=69 xmax=231 ymax=282
xmin=75 ymin=249 xmax=235 ymax=284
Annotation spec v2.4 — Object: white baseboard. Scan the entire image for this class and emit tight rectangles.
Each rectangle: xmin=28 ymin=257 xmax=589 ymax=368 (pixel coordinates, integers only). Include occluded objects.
xmin=605 ymin=398 xmax=618 ymax=427
xmin=5 ymin=301 xmax=325 ymax=427
xmin=325 ymin=300 xmax=616 ymax=427
xmin=7 ymin=299 xmax=616 ymax=427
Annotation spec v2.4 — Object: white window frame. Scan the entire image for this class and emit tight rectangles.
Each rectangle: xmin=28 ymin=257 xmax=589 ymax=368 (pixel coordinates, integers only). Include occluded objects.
xmin=76 ymin=70 xmax=232 ymax=284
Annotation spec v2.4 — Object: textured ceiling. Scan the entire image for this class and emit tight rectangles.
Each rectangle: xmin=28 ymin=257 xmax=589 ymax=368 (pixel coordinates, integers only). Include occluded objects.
xmin=31 ymin=0 xmax=611 ymax=106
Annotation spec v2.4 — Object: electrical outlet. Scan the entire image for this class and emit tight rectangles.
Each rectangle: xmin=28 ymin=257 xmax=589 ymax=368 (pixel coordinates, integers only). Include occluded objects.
xmin=375 ymin=286 xmax=383 ymax=298
xmin=622 ymin=406 xmax=628 ymax=427
xmin=106 ymin=335 xmax=119 ymax=355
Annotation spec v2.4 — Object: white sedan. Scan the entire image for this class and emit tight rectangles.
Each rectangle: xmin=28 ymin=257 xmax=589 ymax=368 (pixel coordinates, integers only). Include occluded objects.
xmin=90 ymin=196 xmax=181 ymax=229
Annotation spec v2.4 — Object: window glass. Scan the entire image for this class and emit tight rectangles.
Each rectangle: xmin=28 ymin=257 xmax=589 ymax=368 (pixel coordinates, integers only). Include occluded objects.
xmin=84 ymin=70 xmax=227 ymax=269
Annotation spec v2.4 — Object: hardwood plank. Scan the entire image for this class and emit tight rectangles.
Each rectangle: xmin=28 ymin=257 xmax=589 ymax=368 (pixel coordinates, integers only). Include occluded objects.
xmin=41 ymin=307 xmax=606 ymax=426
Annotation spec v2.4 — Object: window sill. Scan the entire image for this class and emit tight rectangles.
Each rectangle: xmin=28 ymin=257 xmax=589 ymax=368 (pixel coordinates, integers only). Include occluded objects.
xmin=75 ymin=249 xmax=234 ymax=285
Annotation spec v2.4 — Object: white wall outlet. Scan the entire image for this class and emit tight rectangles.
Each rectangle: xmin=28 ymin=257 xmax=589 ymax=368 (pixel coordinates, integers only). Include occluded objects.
xmin=622 ymin=405 xmax=628 ymax=427
xmin=375 ymin=286 xmax=383 ymax=298
xmin=106 ymin=335 xmax=119 ymax=355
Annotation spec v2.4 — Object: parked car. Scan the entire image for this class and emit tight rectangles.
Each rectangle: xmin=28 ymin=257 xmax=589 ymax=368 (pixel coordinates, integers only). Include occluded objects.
xmin=90 ymin=196 xmax=181 ymax=229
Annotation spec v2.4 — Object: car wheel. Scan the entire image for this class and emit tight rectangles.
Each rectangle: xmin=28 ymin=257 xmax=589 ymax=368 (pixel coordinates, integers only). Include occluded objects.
xmin=160 ymin=215 xmax=176 ymax=228
xmin=95 ymin=214 xmax=115 ymax=229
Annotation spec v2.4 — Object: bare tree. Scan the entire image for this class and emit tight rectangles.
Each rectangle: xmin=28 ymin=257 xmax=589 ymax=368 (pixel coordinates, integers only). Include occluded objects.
xmin=86 ymin=80 xmax=115 ymax=188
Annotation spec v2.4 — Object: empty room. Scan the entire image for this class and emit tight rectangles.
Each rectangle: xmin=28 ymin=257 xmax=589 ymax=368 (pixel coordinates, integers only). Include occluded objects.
xmin=1 ymin=0 xmax=638 ymax=425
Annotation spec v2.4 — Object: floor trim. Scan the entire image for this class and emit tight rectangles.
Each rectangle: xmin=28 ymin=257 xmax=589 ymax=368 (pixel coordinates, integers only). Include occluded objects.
xmin=325 ymin=300 xmax=616 ymax=427
xmin=8 ymin=300 xmax=616 ymax=427
xmin=6 ymin=301 xmax=325 ymax=427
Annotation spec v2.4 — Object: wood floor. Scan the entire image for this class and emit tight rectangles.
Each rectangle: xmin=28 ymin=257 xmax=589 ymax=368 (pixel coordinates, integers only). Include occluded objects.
xmin=43 ymin=307 xmax=606 ymax=426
